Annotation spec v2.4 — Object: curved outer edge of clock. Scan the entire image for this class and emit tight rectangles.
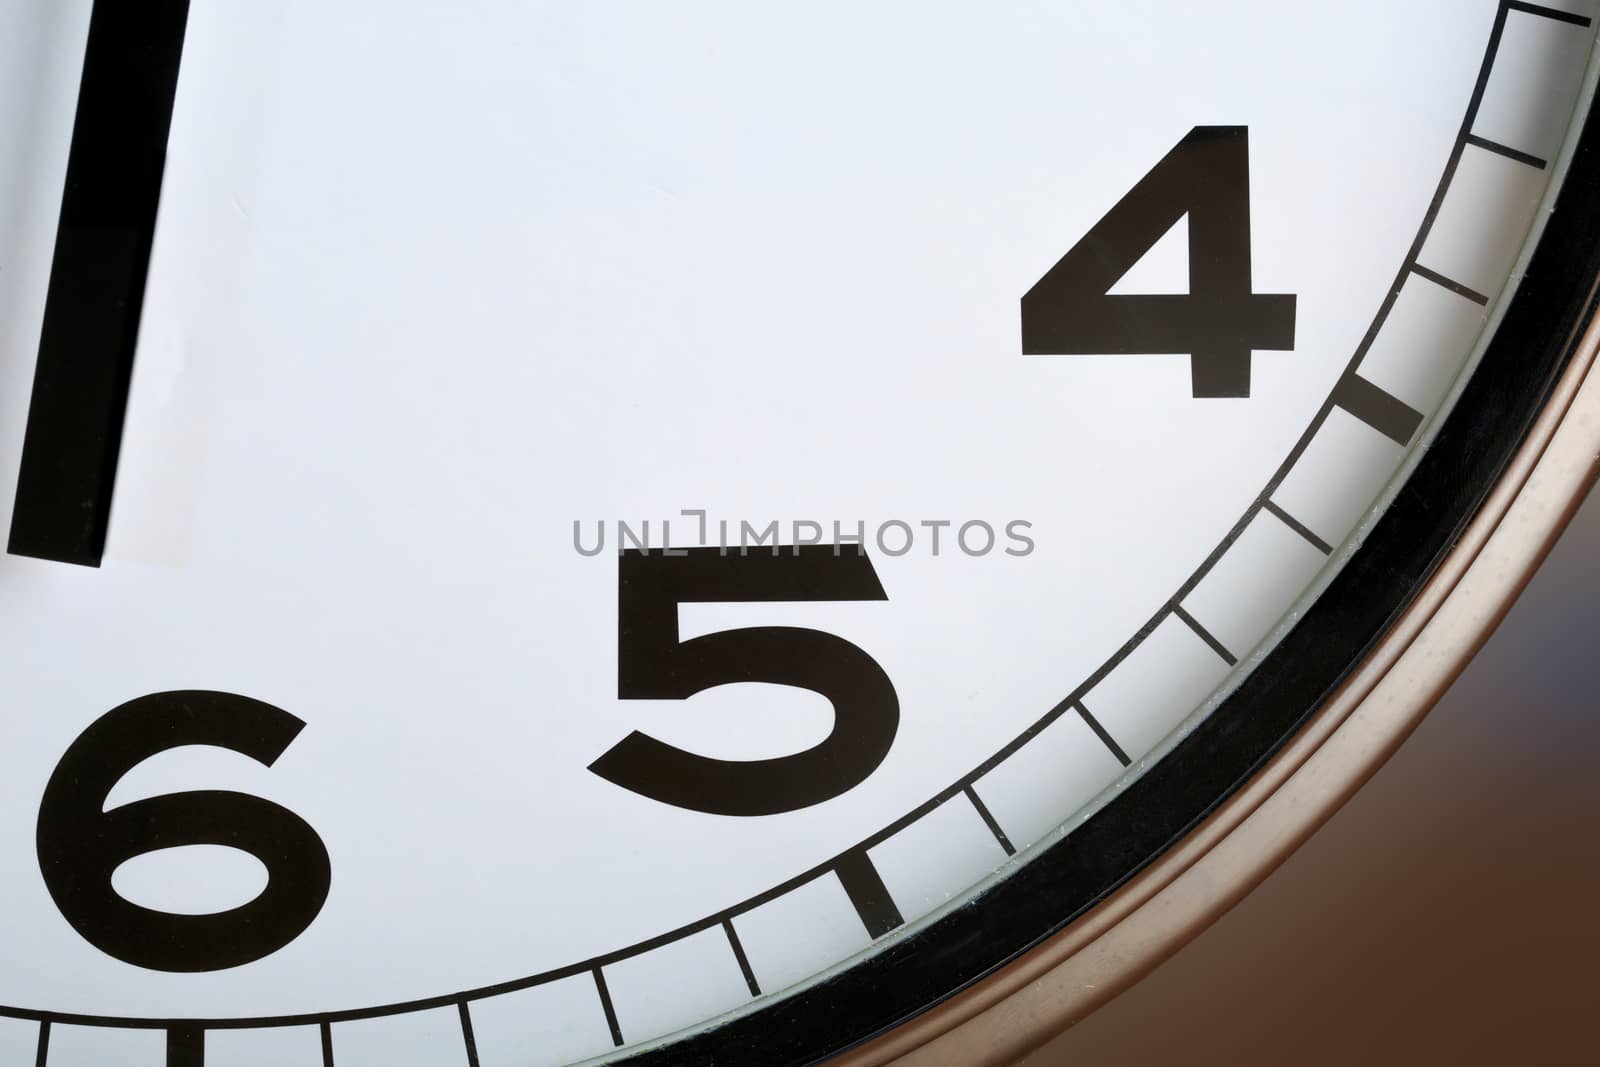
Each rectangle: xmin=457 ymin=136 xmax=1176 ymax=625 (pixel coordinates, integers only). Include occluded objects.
xmin=842 ymin=265 xmax=1600 ymax=1067
xmin=618 ymin=8 xmax=1600 ymax=1062
xmin=1 ymin=2 xmax=1594 ymax=1060
xmin=618 ymin=16 xmax=1600 ymax=1063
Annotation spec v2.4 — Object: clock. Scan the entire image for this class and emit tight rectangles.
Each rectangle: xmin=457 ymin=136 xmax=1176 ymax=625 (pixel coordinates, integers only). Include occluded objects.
xmin=1 ymin=2 xmax=1597 ymax=1065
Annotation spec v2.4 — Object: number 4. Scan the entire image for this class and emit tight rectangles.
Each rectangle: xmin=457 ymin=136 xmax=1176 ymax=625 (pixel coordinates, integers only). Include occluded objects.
xmin=1021 ymin=126 xmax=1296 ymax=398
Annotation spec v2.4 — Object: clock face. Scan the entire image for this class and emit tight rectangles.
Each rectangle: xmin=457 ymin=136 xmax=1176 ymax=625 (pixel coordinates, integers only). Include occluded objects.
xmin=0 ymin=2 xmax=1596 ymax=1064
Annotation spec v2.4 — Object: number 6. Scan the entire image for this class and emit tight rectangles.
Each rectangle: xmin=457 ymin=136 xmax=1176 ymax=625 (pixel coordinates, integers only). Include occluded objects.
xmin=36 ymin=691 xmax=331 ymax=972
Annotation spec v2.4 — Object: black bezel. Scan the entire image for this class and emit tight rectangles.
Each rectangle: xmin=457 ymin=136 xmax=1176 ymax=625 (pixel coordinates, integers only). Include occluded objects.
xmin=2 ymin=10 xmax=1595 ymax=1064
xmin=628 ymin=37 xmax=1600 ymax=1067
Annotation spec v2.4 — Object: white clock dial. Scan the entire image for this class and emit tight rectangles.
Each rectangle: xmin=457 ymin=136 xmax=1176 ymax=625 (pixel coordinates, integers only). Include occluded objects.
xmin=0 ymin=2 xmax=1595 ymax=1064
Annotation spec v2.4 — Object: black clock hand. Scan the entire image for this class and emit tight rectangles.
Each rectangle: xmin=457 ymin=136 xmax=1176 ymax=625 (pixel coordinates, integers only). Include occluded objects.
xmin=7 ymin=0 xmax=192 ymax=567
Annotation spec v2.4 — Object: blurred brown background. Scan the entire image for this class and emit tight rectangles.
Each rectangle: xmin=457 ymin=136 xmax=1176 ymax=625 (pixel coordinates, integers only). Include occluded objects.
xmin=1026 ymin=484 xmax=1600 ymax=1065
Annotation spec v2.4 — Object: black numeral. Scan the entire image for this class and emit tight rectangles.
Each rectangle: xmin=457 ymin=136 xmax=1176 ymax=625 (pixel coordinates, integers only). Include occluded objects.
xmin=589 ymin=547 xmax=900 ymax=816
xmin=1021 ymin=125 xmax=1296 ymax=398
xmin=36 ymin=691 xmax=331 ymax=972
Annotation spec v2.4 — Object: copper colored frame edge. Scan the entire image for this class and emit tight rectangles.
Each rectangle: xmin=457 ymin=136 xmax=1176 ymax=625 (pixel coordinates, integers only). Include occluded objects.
xmin=834 ymin=305 xmax=1600 ymax=1066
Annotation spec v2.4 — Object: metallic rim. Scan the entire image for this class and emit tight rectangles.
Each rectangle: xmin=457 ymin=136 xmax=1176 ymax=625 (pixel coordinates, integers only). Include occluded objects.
xmin=850 ymin=285 xmax=1600 ymax=1067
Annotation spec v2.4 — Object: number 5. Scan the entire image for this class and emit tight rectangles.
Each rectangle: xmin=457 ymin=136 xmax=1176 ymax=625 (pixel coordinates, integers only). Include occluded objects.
xmin=589 ymin=547 xmax=900 ymax=816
